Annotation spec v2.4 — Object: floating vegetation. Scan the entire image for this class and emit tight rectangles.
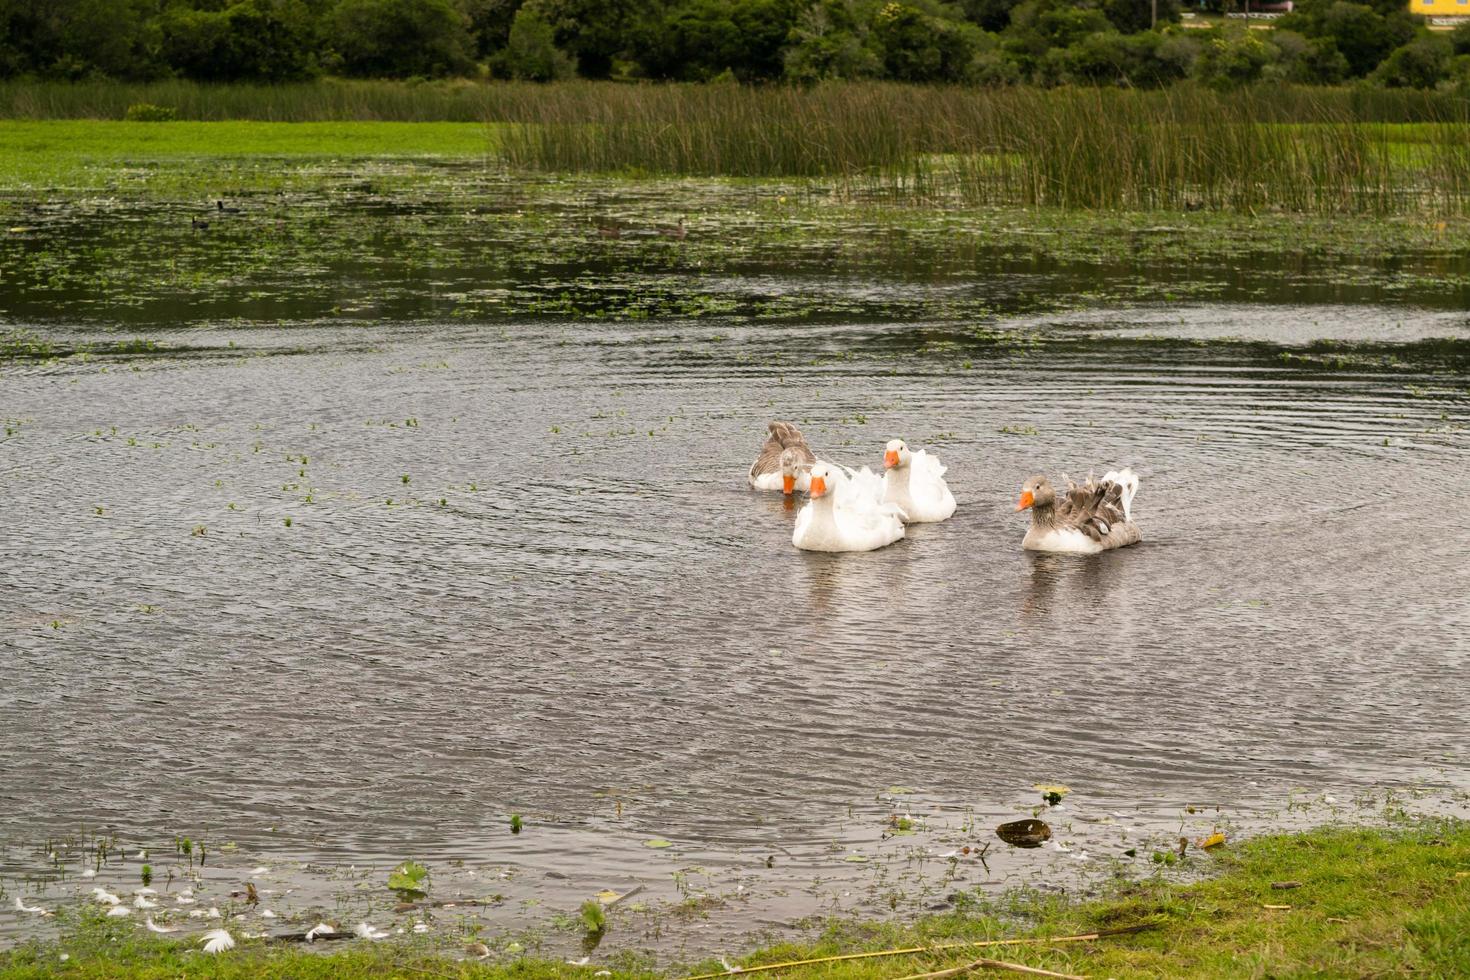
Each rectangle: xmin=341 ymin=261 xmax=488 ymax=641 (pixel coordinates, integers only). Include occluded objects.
xmin=387 ymin=860 xmax=429 ymax=898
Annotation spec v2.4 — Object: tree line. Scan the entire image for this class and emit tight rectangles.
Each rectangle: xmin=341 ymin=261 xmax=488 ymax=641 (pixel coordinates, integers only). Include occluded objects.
xmin=2 ymin=0 xmax=1469 ymax=90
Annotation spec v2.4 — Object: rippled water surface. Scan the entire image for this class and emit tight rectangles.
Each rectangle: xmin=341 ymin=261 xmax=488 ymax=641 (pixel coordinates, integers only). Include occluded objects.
xmin=2 ymin=179 xmax=1468 ymax=961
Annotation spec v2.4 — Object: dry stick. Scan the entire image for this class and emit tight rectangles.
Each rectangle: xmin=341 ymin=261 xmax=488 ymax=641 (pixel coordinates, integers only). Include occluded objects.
xmin=893 ymin=958 xmax=1087 ymax=980
xmin=678 ymin=925 xmax=1153 ymax=980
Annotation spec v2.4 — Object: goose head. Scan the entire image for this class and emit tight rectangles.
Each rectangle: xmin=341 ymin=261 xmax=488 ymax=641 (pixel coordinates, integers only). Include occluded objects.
xmin=808 ymin=462 xmax=834 ymax=499
xmin=778 ymin=448 xmax=805 ymax=496
xmin=1016 ymin=475 xmax=1055 ymax=511
xmin=883 ymin=439 xmax=911 ymax=470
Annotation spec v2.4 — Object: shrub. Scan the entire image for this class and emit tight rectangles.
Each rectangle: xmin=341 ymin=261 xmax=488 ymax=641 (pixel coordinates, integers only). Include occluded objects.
xmin=1372 ymin=35 xmax=1453 ymax=88
xmin=124 ymin=102 xmax=177 ymax=121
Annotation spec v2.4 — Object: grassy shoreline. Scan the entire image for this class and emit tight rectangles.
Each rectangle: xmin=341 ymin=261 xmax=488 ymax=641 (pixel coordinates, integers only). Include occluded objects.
xmin=4 ymin=82 xmax=1470 ymax=213
xmin=2 ymin=819 xmax=1466 ymax=979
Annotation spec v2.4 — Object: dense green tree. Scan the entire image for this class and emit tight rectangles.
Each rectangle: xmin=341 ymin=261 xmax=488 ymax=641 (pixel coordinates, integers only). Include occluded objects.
xmin=492 ymin=0 xmax=575 ymax=79
xmin=960 ymin=0 xmax=1025 ymax=32
xmin=0 ymin=0 xmax=167 ymax=79
xmin=638 ymin=0 xmax=800 ymax=81
xmin=1277 ymin=0 xmax=1417 ymax=77
xmin=783 ymin=0 xmax=883 ymax=82
xmin=1099 ymin=0 xmax=1181 ymax=35
xmin=1053 ymin=28 xmax=1192 ymax=85
xmin=1194 ymin=31 xmax=1273 ymax=87
xmin=1372 ymin=33 xmax=1452 ymax=87
xmin=1266 ymin=29 xmax=1349 ymax=83
xmin=534 ymin=0 xmax=647 ymax=78
xmin=459 ymin=0 xmax=524 ymax=59
xmin=872 ymin=2 xmax=981 ymax=81
xmin=1001 ymin=0 xmax=1111 ymax=80
xmin=1449 ymin=18 xmax=1470 ymax=56
xmin=332 ymin=0 xmax=474 ymax=77
xmin=161 ymin=0 xmax=321 ymax=81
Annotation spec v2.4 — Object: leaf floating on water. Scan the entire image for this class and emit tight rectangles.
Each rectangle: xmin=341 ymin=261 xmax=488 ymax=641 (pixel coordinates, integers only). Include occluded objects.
xmin=996 ymin=819 xmax=1052 ymax=848
xmin=1197 ymin=832 xmax=1227 ymax=849
xmin=388 ymin=860 xmax=429 ymax=896
xmin=843 ymin=853 xmax=869 ymax=863
xmin=642 ymin=838 xmax=673 ymax=849
xmin=885 ymin=786 xmax=916 ymax=795
xmin=595 ymin=889 xmax=621 ymax=904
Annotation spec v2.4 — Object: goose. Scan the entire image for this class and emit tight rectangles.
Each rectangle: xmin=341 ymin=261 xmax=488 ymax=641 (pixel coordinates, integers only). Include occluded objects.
xmin=882 ymin=440 xmax=956 ymax=523
xmin=792 ymin=462 xmax=905 ymax=553
xmin=1015 ymin=469 xmax=1140 ymax=554
xmin=748 ymin=421 xmax=816 ymax=494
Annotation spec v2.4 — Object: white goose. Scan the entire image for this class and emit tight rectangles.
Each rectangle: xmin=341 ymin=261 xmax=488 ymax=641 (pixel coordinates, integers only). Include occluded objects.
xmin=792 ymin=462 xmax=905 ymax=553
xmin=882 ymin=440 xmax=956 ymax=523
xmin=1015 ymin=469 xmax=1140 ymax=554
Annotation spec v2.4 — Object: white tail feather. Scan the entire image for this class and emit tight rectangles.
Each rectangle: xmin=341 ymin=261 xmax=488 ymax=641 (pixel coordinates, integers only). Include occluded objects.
xmin=1101 ymin=468 xmax=1139 ymax=522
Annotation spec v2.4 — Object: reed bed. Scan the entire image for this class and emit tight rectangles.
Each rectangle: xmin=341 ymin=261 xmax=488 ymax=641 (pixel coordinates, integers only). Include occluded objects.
xmin=3 ymin=79 xmax=1468 ymax=213
xmin=493 ymin=82 xmax=1470 ymax=215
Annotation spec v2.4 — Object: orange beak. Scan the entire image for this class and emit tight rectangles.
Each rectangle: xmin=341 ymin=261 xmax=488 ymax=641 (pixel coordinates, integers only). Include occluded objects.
xmin=884 ymin=450 xmax=899 ymax=468
xmin=1015 ymin=490 xmax=1034 ymax=511
xmin=782 ymin=473 xmax=795 ymax=495
xmin=810 ymin=475 xmax=827 ymax=498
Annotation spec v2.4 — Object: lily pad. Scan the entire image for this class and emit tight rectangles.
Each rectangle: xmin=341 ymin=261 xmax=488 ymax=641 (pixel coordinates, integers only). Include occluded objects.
xmin=388 ymin=860 xmax=429 ymax=896
xmin=996 ymin=819 xmax=1052 ymax=849
xmin=642 ymin=838 xmax=673 ymax=849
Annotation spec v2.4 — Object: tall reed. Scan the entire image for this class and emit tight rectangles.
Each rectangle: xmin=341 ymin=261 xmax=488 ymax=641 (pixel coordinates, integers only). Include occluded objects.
xmin=494 ymin=82 xmax=1470 ymax=215
xmin=3 ymin=78 xmax=1467 ymax=213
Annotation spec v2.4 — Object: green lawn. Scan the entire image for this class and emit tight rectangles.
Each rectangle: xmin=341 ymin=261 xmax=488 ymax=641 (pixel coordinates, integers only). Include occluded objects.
xmin=2 ymin=820 xmax=1466 ymax=979
xmin=0 ymin=121 xmax=496 ymax=190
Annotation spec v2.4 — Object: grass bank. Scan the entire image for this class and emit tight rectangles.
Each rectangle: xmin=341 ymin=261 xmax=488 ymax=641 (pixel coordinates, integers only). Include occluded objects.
xmin=0 ymin=121 xmax=493 ymax=189
xmin=2 ymin=819 xmax=1466 ymax=979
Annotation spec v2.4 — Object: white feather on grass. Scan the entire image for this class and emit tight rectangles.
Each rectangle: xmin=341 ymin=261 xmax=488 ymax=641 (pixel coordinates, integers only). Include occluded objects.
xmin=80 ymin=869 xmax=96 ymax=879
xmin=133 ymin=895 xmax=157 ymax=909
xmin=353 ymin=923 xmax=388 ymax=940
xmin=200 ymin=928 xmax=235 ymax=954
xmin=13 ymin=897 xmax=48 ymax=915
xmin=144 ymin=916 xmax=178 ymax=934
xmin=91 ymin=888 xmax=121 ymax=905
xmin=106 ymin=906 xmax=132 ymax=918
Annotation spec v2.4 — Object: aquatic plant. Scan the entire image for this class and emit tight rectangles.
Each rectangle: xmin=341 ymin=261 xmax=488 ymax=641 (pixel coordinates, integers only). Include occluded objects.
xmin=387 ymin=860 xmax=428 ymax=897
xmin=578 ymin=899 xmax=606 ymax=935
